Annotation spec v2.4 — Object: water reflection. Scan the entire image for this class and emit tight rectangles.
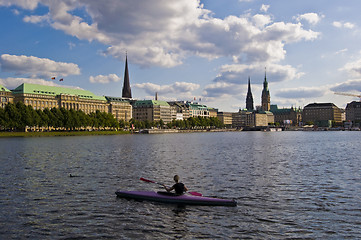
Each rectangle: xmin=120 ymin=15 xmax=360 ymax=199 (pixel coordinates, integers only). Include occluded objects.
xmin=1 ymin=132 xmax=361 ymax=239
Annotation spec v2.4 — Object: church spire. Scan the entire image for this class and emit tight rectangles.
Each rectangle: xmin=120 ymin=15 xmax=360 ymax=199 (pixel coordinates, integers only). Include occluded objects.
xmin=122 ymin=53 xmax=132 ymax=98
xmin=261 ymin=67 xmax=270 ymax=111
xmin=263 ymin=67 xmax=268 ymax=91
xmin=246 ymin=76 xmax=254 ymax=111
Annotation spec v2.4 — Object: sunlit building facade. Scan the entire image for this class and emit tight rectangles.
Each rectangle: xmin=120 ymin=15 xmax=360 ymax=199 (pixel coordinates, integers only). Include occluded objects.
xmin=10 ymin=83 xmax=132 ymax=121
xmin=0 ymin=85 xmax=14 ymax=108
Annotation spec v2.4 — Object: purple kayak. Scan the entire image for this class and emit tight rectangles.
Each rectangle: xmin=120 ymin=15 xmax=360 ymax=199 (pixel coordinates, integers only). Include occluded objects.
xmin=115 ymin=190 xmax=237 ymax=206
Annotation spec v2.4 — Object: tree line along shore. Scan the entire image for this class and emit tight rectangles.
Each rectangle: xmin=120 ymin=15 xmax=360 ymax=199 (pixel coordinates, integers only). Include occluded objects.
xmin=0 ymin=102 xmax=225 ymax=137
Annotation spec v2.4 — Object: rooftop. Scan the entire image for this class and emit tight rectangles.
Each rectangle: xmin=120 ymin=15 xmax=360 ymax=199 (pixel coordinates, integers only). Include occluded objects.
xmin=11 ymin=83 xmax=106 ymax=101
xmin=0 ymin=85 xmax=11 ymax=92
xmin=133 ymin=100 xmax=170 ymax=107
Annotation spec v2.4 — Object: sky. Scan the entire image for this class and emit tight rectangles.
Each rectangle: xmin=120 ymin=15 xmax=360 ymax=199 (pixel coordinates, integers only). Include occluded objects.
xmin=1 ymin=0 xmax=361 ymax=112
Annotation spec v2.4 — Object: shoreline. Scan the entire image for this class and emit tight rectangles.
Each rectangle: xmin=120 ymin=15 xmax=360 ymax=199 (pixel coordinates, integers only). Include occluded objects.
xmin=0 ymin=130 xmax=131 ymax=138
xmin=1 ymin=126 xmax=359 ymax=137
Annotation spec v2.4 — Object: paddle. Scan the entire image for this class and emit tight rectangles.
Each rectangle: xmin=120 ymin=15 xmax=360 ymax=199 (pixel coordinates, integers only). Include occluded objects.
xmin=140 ymin=177 xmax=202 ymax=196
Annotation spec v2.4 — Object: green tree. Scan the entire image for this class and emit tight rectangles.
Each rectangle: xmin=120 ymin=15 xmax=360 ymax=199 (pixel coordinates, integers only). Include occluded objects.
xmin=51 ymin=107 xmax=64 ymax=129
xmin=4 ymin=103 xmax=20 ymax=130
xmin=0 ymin=107 xmax=5 ymax=129
xmin=43 ymin=108 xmax=54 ymax=130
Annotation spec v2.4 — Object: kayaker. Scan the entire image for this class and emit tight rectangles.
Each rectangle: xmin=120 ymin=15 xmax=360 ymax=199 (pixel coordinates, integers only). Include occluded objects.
xmin=163 ymin=175 xmax=188 ymax=195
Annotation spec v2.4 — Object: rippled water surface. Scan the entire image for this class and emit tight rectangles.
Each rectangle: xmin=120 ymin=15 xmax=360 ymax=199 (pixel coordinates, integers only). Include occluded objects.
xmin=0 ymin=132 xmax=360 ymax=239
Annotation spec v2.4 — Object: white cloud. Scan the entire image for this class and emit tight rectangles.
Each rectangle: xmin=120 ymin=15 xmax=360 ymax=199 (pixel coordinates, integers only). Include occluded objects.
xmin=0 ymin=0 xmax=39 ymax=10
xmin=133 ymin=81 xmax=200 ymax=96
xmin=203 ymin=82 xmax=243 ymax=98
xmin=333 ymin=21 xmax=355 ymax=29
xmin=89 ymin=74 xmax=120 ymax=84
xmin=335 ymin=48 xmax=348 ymax=55
xmin=339 ymin=58 xmax=361 ymax=77
xmin=214 ymin=63 xmax=304 ymax=85
xmin=260 ymin=4 xmax=270 ymax=13
xmin=4 ymin=0 xmax=319 ymax=69
xmin=276 ymin=87 xmax=326 ymax=99
xmin=330 ymin=79 xmax=361 ymax=92
xmin=252 ymin=14 xmax=271 ymax=28
xmin=0 ymin=54 xmax=81 ymax=78
xmin=0 ymin=77 xmax=83 ymax=90
xmin=295 ymin=13 xmax=323 ymax=25
xmin=23 ymin=14 xmax=50 ymax=24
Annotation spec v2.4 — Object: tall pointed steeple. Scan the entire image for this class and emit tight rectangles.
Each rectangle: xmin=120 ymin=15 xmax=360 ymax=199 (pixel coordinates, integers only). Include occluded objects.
xmin=122 ymin=53 xmax=132 ymax=98
xmin=261 ymin=67 xmax=270 ymax=111
xmin=246 ymin=76 xmax=254 ymax=111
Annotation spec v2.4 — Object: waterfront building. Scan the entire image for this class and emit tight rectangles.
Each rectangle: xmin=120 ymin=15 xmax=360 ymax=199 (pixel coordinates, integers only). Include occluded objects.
xmin=232 ymin=112 xmax=245 ymax=128
xmin=208 ymin=108 xmax=218 ymax=118
xmin=122 ymin=54 xmax=132 ymax=99
xmin=217 ymin=112 xmax=233 ymax=126
xmin=248 ymin=111 xmax=274 ymax=127
xmin=233 ymin=110 xmax=274 ymax=128
xmin=105 ymin=96 xmax=132 ymax=121
xmin=303 ymin=103 xmax=342 ymax=126
xmin=0 ymin=85 xmax=14 ymax=108
xmin=246 ymin=77 xmax=254 ymax=111
xmin=8 ymin=83 xmax=132 ymax=121
xmin=168 ymin=101 xmax=190 ymax=120
xmin=132 ymin=100 xmax=172 ymax=124
xmin=345 ymin=101 xmax=361 ymax=125
xmin=12 ymin=83 xmax=108 ymax=113
xmin=261 ymin=70 xmax=271 ymax=111
xmin=270 ymin=105 xmax=302 ymax=126
xmin=188 ymin=103 xmax=209 ymax=118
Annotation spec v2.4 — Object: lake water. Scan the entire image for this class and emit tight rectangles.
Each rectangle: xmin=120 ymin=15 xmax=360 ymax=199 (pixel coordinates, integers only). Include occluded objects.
xmin=0 ymin=131 xmax=360 ymax=239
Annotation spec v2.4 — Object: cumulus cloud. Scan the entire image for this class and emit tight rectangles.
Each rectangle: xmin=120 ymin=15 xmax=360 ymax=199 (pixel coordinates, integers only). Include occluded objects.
xmin=295 ymin=13 xmax=323 ymax=25
xmin=330 ymin=79 xmax=361 ymax=92
xmin=276 ymin=87 xmax=326 ymax=99
xmin=0 ymin=77 xmax=83 ymax=90
xmin=2 ymin=0 xmax=319 ymax=69
xmin=203 ymin=82 xmax=243 ymax=98
xmin=133 ymin=82 xmax=200 ymax=96
xmin=0 ymin=54 xmax=80 ymax=78
xmin=260 ymin=4 xmax=270 ymax=13
xmin=89 ymin=74 xmax=120 ymax=84
xmin=335 ymin=48 xmax=348 ymax=55
xmin=0 ymin=0 xmax=39 ymax=10
xmin=339 ymin=58 xmax=361 ymax=77
xmin=23 ymin=14 xmax=50 ymax=24
xmin=214 ymin=63 xmax=304 ymax=85
xmin=333 ymin=21 xmax=355 ymax=29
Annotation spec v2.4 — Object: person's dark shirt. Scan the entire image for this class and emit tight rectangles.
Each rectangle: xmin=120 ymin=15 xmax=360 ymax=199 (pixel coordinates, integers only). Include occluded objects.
xmin=173 ymin=182 xmax=185 ymax=195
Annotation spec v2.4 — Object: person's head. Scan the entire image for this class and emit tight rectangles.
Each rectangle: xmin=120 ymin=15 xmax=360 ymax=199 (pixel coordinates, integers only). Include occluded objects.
xmin=173 ymin=175 xmax=180 ymax=183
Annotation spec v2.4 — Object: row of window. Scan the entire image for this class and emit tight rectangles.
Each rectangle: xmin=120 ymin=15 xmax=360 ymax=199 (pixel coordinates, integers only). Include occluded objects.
xmin=25 ymin=99 xmax=57 ymax=107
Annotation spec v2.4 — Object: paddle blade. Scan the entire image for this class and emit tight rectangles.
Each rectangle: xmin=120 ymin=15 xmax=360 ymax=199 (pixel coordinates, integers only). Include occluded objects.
xmin=189 ymin=191 xmax=202 ymax=196
xmin=140 ymin=177 xmax=155 ymax=183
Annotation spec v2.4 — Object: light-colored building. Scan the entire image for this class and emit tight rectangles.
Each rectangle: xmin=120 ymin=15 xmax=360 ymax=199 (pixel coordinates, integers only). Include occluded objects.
xmin=208 ymin=108 xmax=218 ymax=118
xmin=270 ymin=105 xmax=302 ymax=126
xmin=217 ymin=112 xmax=233 ymax=126
xmin=132 ymin=100 xmax=172 ymax=124
xmin=8 ymin=83 xmax=132 ymax=121
xmin=233 ymin=110 xmax=274 ymax=128
xmin=168 ymin=101 xmax=190 ymax=120
xmin=0 ymin=85 xmax=14 ymax=108
xmin=188 ymin=103 xmax=209 ymax=118
xmin=105 ymin=96 xmax=132 ymax=121
xmin=345 ymin=101 xmax=361 ymax=124
xmin=12 ymin=83 xmax=108 ymax=113
xmin=303 ymin=103 xmax=342 ymax=125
